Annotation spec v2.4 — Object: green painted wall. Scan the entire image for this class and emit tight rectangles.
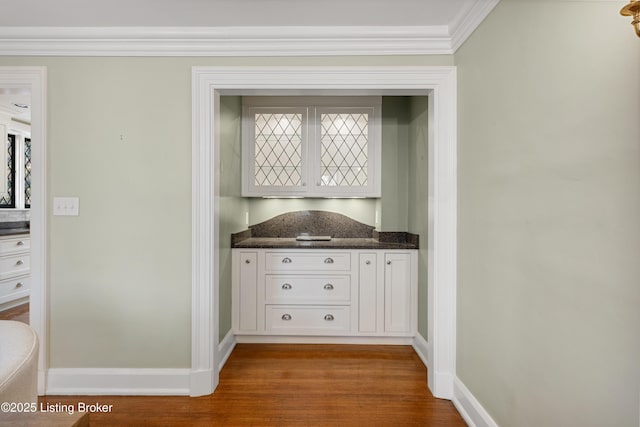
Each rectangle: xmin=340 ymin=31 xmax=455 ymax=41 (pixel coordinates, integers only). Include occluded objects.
xmin=218 ymin=96 xmax=248 ymax=342
xmin=456 ymin=1 xmax=640 ymax=426
xmin=0 ymin=55 xmax=450 ymax=368
xmin=379 ymin=97 xmax=409 ymax=231
xmin=407 ymin=96 xmax=429 ymax=337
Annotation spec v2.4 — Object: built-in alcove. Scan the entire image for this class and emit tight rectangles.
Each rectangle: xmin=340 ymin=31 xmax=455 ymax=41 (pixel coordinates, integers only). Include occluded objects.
xmin=218 ymin=95 xmax=429 ymax=344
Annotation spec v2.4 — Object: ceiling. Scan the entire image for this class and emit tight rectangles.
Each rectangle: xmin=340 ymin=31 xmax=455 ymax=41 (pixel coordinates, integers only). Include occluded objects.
xmin=0 ymin=0 xmax=478 ymax=27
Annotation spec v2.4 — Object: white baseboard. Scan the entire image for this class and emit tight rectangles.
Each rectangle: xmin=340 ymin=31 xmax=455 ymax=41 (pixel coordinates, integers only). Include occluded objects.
xmin=46 ymin=368 xmax=191 ymax=396
xmin=411 ymin=332 xmax=430 ymax=370
xmin=235 ymin=335 xmax=414 ymax=345
xmin=0 ymin=296 xmax=28 ymax=312
xmin=189 ymin=369 xmax=215 ymax=397
xmin=218 ymin=330 xmax=237 ymax=372
xmin=453 ymin=377 xmax=499 ymax=427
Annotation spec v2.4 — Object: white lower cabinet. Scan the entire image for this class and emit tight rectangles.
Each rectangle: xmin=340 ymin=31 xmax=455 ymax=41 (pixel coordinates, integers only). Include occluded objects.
xmin=0 ymin=235 xmax=31 ymax=309
xmin=232 ymin=249 xmax=417 ymax=342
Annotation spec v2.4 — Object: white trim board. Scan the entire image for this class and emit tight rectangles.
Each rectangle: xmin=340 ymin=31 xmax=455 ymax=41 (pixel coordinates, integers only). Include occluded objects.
xmin=0 ymin=9 xmax=499 ymax=57
xmin=46 ymin=368 xmax=191 ymax=396
xmin=191 ymin=66 xmax=457 ymax=399
xmin=0 ymin=67 xmax=47 ymax=395
xmin=453 ymin=377 xmax=500 ymax=427
xmin=412 ymin=333 xmax=431 ymax=370
xmin=217 ymin=330 xmax=237 ymax=372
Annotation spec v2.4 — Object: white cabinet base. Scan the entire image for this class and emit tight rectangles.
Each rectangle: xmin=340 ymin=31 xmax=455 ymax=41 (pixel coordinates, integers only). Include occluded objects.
xmin=232 ymin=248 xmax=417 ymax=343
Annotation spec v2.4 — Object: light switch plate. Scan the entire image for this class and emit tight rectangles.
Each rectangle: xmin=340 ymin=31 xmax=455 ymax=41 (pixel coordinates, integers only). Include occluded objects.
xmin=53 ymin=197 xmax=79 ymax=216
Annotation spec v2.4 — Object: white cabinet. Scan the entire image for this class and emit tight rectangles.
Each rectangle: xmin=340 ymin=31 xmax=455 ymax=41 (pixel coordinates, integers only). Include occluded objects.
xmin=383 ymin=252 xmax=413 ymax=333
xmin=0 ymin=235 xmax=30 ymax=310
xmin=242 ymin=97 xmax=381 ymax=198
xmin=232 ymin=248 xmax=417 ymax=343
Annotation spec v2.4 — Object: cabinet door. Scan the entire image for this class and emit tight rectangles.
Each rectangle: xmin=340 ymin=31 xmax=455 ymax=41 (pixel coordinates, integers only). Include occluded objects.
xmin=238 ymin=252 xmax=258 ymax=332
xmin=384 ymin=253 xmax=411 ymax=333
xmin=358 ymin=253 xmax=377 ymax=333
xmin=314 ymin=106 xmax=381 ymax=197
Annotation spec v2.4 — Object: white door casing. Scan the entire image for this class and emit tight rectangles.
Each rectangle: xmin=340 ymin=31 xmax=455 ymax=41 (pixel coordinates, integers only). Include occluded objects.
xmin=0 ymin=67 xmax=48 ymax=395
xmin=191 ymin=66 xmax=457 ymax=399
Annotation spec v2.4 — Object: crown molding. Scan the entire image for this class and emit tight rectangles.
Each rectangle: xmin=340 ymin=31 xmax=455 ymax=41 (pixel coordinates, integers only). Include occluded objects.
xmin=0 ymin=26 xmax=456 ymax=56
xmin=450 ymin=0 xmax=501 ymax=52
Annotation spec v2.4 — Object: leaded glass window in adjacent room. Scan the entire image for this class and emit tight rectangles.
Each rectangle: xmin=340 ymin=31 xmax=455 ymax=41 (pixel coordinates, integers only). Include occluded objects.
xmin=24 ymin=137 xmax=31 ymax=208
xmin=0 ymin=134 xmax=15 ymax=207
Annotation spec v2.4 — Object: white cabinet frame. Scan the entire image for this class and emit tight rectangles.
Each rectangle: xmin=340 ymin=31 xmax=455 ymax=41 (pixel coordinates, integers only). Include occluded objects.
xmin=241 ymin=96 xmax=381 ymax=197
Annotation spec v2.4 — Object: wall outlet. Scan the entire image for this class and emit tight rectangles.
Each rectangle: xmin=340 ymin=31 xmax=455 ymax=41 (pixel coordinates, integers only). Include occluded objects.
xmin=53 ymin=197 xmax=79 ymax=216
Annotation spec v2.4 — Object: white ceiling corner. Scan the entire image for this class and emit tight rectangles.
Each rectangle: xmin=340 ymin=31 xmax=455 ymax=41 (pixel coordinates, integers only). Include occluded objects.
xmin=0 ymin=0 xmax=500 ymax=56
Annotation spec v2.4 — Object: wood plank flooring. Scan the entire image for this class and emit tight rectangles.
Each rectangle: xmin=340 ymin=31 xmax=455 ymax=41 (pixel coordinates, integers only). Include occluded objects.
xmin=38 ymin=344 xmax=466 ymax=426
xmin=0 ymin=302 xmax=29 ymax=324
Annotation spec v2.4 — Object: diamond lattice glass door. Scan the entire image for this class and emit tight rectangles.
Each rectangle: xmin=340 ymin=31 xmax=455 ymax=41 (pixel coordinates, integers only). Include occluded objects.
xmin=253 ymin=111 xmax=304 ymax=188
xmin=319 ymin=111 xmax=369 ymax=188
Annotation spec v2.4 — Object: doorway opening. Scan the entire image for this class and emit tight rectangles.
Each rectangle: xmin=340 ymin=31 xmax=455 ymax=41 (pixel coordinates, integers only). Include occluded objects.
xmin=191 ymin=66 xmax=457 ymax=399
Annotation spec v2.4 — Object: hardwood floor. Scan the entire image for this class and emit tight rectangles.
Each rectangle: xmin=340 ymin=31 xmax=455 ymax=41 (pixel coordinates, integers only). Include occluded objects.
xmin=40 ymin=344 xmax=467 ymax=426
xmin=0 ymin=302 xmax=29 ymax=324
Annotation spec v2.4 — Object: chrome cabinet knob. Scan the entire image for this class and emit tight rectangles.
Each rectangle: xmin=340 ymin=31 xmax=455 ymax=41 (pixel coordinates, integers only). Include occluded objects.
xmin=324 ymin=258 xmax=334 ymax=264
xmin=245 ymin=259 xmax=251 ymax=264
xmin=15 ymin=282 xmax=23 ymax=288
xmin=282 ymin=257 xmax=292 ymax=264
xmin=387 ymin=261 xmax=391 ymax=265
xmin=16 ymin=241 xmax=24 ymax=246
xmin=323 ymin=283 xmax=334 ymax=290
xmin=16 ymin=260 xmax=24 ymax=266
xmin=282 ymin=283 xmax=292 ymax=290
xmin=324 ymin=314 xmax=334 ymax=321
xmin=282 ymin=314 xmax=292 ymax=321
xmin=365 ymin=260 xmax=371 ymax=265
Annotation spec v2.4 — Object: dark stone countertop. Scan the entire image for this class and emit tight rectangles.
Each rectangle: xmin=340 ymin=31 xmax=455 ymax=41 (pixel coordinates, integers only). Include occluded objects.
xmin=231 ymin=211 xmax=418 ymax=250
xmin=231 ymin=236 xmax=417 ymax=250
xmin=0 ymin=221 xmax=30 ymax=236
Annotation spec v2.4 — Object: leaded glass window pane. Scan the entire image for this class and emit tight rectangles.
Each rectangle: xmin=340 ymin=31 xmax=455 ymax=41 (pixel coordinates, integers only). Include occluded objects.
xmin=320 ymin=113 xmax=369 ymax=187
xmin=0 ymin=134 xmax=15 ymax=208
xmin=254 ymin=113 xmax=302 ymax=187
xmin=25 ymin=138 xmax=31 ymax=208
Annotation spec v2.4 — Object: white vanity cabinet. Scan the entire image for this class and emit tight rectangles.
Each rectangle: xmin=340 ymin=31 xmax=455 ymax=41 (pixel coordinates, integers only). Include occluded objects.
xmin=0 ymin=235 xmax=30 ymax=310
xmin=232 ymin=248 xmax=417 ymax=343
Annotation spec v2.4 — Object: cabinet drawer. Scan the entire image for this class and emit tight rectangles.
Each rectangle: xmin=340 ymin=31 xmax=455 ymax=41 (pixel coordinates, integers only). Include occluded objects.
xmin=265 ymin=252 xmax=350 ymax=272
xmin=0 ymin=236 xmax=30 ymax=256
xmin=266 ymin=305 xmax=350 ymax=334
xmin=0 ymin=275 xmax=30 ymax=304
xmin=0 ymin=254 xmax=30 ymax=280
xmin=265 ymin=275 xmax=350 ymax=304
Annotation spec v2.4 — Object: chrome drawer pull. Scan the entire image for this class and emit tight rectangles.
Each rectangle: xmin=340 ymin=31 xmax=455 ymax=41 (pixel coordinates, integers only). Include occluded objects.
xmin=282 ymin=257 xmax=292 ymax=264
xmin=365 ymin=260 xmax=371 ymax=265
xmin=282 ymin=314 xmax=292 ymax=321
xmin=323 ymin=283 xmax=334 ymax=290
xmin=15 ymin=282 xmax=23 ymax=288
xmin=324 ymin=314 xmax=334 ymax=321
xmin=387 ymin=261 xmax=391 ymax=265
xmin=16 ymin=260 xmax=24 ymax=266
xmin=324 ymin=257 xmax=334 ymax=264
xmin=16 ymin=241 xmax=25 ymax=246
xmin=245 ymin=259 xmax=251 ymax=264
xmin=282 ymin=283 xmax=292 ymax=290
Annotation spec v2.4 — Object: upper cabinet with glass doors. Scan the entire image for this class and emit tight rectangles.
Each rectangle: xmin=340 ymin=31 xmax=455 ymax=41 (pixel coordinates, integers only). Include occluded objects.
xmin=242 ymin=97 xmax=381 ymax=197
